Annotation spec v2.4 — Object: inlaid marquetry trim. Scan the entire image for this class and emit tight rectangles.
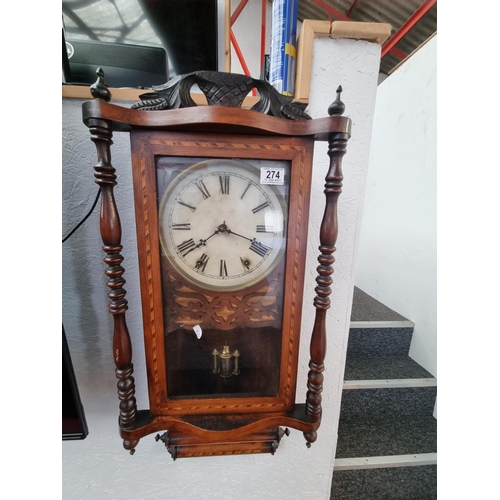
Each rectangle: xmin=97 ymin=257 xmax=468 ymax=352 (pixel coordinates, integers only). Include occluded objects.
xmin=137 ymin=154 xmax=163 ymax=409
xmin=165 ymin=401 xmax=288 ymax=412
xmin=284 ymin=146 xmax=307 ymax=406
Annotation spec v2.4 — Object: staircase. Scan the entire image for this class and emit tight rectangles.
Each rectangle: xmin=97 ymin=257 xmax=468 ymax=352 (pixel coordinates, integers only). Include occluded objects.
xmin=330 ymin=287 xmax=437 ymax=500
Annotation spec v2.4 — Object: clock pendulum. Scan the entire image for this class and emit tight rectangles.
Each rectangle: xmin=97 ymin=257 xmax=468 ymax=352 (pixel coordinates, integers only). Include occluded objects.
xmin=212 ymin=345 xmax=240 ymax=379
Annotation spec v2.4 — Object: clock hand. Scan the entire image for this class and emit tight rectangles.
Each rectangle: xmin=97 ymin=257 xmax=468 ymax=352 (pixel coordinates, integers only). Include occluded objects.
xmin=190 ymin=221 xmax=234 ymax=252
xmin=219 ymin=223 xmax=253 ymax=243
xmin=222 ymin=225 xmax=272 ymax=257
xmin=227 ymin=229 xmax=253 ymax=242
xmin=190 ymin=223 xmax=230 ymax=251
xmin=195 ymin=230 xmax=218 ymax=249
xmin=230 ymin=229 xmax=272 ymax=258
xmin=215 ymin=221 xmax=251 ymax=241
xmin=215 ymin=223 xmax=271 ymax=257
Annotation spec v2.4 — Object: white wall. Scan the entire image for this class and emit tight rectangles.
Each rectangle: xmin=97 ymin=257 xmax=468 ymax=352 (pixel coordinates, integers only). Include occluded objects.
xmin=230 ymin=0 xmax=272 ymax=78
xmin=355 ymin=35 xmax=437 ymax=377
xmin=62 ymin=33 xmax=380 ymax=500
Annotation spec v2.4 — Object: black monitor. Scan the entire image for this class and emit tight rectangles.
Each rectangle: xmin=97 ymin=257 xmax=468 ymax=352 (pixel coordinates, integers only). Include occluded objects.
xmin=63 ymin=37 xmax=168 ymax=88
xmin=62 ymin=0 xmax=222 ymax=88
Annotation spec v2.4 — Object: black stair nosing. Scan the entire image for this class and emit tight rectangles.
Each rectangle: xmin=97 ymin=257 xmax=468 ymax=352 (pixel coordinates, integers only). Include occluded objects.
xmin=350 ymin=287 xmax=410 ymax=323
xmin=330 ymin=464 xmax=437 ymax=500
xmin=335 ymin=415 xmax=437 ymax=459
xmin=339 ymin=385 xmax=437 ymax=419
xmin=343 ymin=356 xmax=434 ymax=381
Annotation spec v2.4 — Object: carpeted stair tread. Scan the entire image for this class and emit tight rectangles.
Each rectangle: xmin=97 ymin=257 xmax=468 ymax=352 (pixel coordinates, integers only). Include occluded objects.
xmin=336 ymin=415 xmax=437 ymax=458
xmin=331 ymin=465 xmax=437 ymax=500
xmin=350 ymin=287 xmax=409 ymax=322
xmin=344 ymin=356 xmax=434 ymax=380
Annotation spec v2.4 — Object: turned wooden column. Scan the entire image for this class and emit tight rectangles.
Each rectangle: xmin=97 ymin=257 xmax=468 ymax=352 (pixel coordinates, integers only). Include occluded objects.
xmin=88 ymin=69 xmax=138 ymax=453
xmin=304 ymin=87 xmax=348 ymax=447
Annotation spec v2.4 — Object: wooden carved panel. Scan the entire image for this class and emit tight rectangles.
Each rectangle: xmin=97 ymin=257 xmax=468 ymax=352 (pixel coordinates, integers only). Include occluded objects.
xmin=162 ymin=256 xmax=284 ymax=332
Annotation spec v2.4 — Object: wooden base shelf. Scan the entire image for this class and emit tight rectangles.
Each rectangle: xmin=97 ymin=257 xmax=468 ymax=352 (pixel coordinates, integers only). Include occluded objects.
xmin=119 ymin=404 xmax=319 ymax=457
xmin=160 ymin=427 xmax=288 ymax=459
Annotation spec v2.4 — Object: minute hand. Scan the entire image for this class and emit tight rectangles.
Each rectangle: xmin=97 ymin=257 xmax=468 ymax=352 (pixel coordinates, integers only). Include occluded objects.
xmin=228 ymin=230 xmax=271 ymax=257
xmin=227 ymin=229 xmax=253 ymax=242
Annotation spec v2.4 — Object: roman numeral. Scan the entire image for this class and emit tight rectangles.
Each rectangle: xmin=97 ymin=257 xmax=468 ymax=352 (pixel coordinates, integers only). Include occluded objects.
xmin=220 ymin=175 xmax=230 ymax=195
xmin=177 ymin=238 xmax=197 ymax=257
xmin=220 ymin=259 xmax=228 ymax=277
xmin=256 ymin=224 xmax=275 ymax=233
xmin=249 ymin=240 xmax=270 ymax=257
xmin=178 ymin=199 xmax=196 ymax=212
xmin=195 ymin=253 xmax=209 ymax=272
xmin=172 ymin=223 xmax=191 ymax=230
xmin=241 ymin=182 xmax=252 ymax=199
xmin=252 ymin=201 xmax=270 ymax=214
xmin=196 ymin=179 xmax=211 ymax=199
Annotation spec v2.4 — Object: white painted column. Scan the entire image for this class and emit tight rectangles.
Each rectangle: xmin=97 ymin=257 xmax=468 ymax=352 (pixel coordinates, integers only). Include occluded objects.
xmin=296 ymin=35 xmax=382 ymax=498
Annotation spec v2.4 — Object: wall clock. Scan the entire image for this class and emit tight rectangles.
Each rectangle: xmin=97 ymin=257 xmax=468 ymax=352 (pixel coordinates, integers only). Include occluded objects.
xmin=82 ymin=69 xmax=351 ymax=459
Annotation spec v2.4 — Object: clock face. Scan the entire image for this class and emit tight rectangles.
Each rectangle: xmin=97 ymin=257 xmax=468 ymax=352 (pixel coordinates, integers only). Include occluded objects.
xmin=158 ymin=159 xmax=288 ymax=291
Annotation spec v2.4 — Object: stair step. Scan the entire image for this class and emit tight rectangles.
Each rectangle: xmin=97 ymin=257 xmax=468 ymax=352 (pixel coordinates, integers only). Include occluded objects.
xmin=340 ymin=385 xmax=437 ymax=418
xmin=330 ymin=465 xmax=437 ymax=500
xmin=346 ymin=326 xmax=414 ymax=358
xmin=336 ymin=416 xmax=437 ymax=459
xmin=344 ymin=356 xmax=434 ymax=380
xmin=350 ymin=287 xmax=409 ymax=322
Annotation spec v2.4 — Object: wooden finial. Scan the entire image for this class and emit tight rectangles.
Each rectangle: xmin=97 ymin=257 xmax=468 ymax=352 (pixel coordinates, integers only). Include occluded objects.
xmin=328 ymin=85 xmax=345 ymax=116
xmin=90 ymin=67 xmax=111 ymax=102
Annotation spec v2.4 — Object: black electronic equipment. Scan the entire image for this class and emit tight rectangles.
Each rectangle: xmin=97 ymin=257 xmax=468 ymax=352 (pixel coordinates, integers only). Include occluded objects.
xmin=63 ymin=38 xmax=168 ymax=88
xmin=62 ymin=0 xmax=221 ymax=87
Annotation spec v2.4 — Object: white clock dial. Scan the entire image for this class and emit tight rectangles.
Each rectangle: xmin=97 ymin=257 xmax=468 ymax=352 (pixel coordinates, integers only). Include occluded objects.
xmin=158 ymin=159 xmax=288 ymax=291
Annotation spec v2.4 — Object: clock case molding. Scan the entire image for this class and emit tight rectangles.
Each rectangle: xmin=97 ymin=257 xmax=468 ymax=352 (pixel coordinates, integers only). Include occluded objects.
xmin=82 ymin=69 xmax=351 ymax=459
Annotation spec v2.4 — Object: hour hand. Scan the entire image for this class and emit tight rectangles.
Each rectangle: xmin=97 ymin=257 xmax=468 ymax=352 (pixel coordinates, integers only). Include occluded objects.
xmin=196 ymin=230 xmax=218 ymax=248
xmin=177 ymin=230 xmax=217 ymax=258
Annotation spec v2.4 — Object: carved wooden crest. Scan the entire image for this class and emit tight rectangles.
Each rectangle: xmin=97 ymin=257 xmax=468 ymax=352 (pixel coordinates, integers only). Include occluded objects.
xmin=129 ymin=70 xmax=311 ymax=120
xmin=88 ymin=68 xmax=347 ymax=122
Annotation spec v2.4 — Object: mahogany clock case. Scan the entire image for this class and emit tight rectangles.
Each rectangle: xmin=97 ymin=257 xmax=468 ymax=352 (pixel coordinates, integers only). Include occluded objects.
xmin=130 ymin=130 xmax=314 ymax=416
xmin=81 ymin=74 xmax=351 ymax=456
